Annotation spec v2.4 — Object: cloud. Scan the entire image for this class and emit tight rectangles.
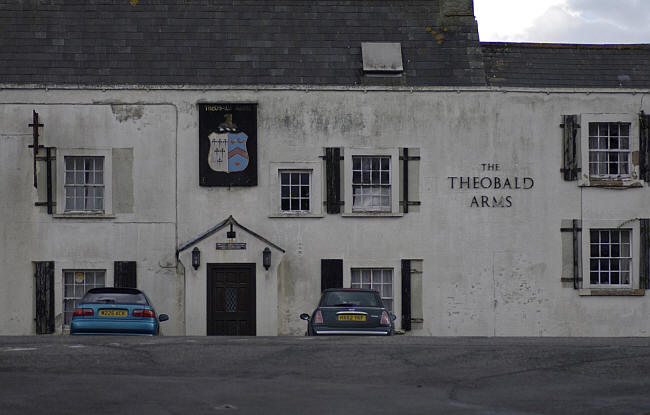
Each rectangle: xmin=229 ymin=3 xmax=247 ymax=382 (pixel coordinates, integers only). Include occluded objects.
xmin=521 ymin=0 xmax=650 ymax=43
xmin=475 ymin=0 xmax=650 ymax=43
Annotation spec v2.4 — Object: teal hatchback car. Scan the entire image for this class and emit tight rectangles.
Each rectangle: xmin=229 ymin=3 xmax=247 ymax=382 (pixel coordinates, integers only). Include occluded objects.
xmin=70 ymin=287 xmax=169 ymax=336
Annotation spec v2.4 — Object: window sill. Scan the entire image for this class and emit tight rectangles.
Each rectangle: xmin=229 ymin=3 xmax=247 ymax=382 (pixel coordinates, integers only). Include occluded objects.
xmin=342 ymin=212 xmax=404 ymax=218
xmin=579 ymin=288 xmax=645 ymax=296
xmin=53 ymin=213 xmax=116 ymax=219
xmin=268 ymin=213 xmax=324 ymax=219
xmin=580 ymin=179 xmax=643 ymax=188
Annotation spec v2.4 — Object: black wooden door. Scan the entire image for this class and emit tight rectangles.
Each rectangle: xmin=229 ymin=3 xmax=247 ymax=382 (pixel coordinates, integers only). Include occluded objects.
xmin=207 ymin=264 xmax=256 ymax=336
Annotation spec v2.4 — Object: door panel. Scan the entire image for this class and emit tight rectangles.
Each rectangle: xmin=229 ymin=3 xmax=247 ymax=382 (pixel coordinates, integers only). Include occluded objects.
xmin=207 ymin=264 xmax=255 ymax=336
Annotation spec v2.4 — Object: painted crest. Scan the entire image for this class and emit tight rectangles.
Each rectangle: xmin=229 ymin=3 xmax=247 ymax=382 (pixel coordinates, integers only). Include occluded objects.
xmin=207 ymin=115 xmax=249 ymax=173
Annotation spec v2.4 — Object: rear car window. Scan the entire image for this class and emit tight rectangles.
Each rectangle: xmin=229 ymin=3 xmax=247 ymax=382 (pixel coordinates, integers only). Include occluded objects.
xmin=80 ymin=291 xmax=149 ymax=305
xmin=320 ymin=291 xmax=381 ymax=307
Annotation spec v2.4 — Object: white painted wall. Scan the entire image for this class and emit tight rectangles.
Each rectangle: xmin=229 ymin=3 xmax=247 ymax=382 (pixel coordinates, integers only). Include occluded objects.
xmin=1 ymin=86 xmax=649 ymax=336
xmin=0 ymin=102 xmax=181 ymax=335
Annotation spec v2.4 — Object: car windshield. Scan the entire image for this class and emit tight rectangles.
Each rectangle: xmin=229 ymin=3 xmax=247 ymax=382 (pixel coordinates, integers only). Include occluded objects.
xmin=320 ymin=291 xmax=381 ymax=307
xmin=80 ymin=291 xmax=149 ymax=305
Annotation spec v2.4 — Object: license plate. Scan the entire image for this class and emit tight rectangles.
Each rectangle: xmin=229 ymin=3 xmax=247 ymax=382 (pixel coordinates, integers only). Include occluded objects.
xmin=99 ymin=309 xmax=128 ymax=317
xmin=337 ymin=314 xmax=366 ymax=322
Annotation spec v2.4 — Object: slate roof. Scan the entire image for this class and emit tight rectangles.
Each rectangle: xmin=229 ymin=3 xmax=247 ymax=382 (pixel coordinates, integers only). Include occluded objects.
xmin=482 ymin=42 xmax=650 ymax=89
xmin=0 ymin=0 xmax=485 ymax=87
xmin=2 ymin=1 xmax=649 ymax=89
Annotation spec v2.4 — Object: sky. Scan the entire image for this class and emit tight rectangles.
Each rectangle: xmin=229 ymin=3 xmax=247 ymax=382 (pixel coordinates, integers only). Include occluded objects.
xmin=473 ymin=0 xmax=650 ymax=44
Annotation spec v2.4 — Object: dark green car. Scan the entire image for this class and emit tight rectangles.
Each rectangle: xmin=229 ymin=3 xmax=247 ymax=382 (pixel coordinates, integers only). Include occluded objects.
xmin=300 ymin=288 xmax=396 ymax=336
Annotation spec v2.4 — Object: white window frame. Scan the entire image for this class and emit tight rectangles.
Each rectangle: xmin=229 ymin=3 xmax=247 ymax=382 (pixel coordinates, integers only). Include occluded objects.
xmin=579 ymin=114 xmax=641 ymax=187
xmin=279 ymin=170 xmax=312 ymax=213
xmin=269 ymin=161 xmax=322 ymax=217
xmin=343 ymin=148 xmax=400 ymax=216
xmin=350 ymin=268 xmax=394 ymax=312
xmin=56 ymin=148 xmax=113 ymax=217
xmin=62 ymin=269 xmax=106 ymax=326
xmin=581 ymin=219 xmax=640 ymax=290
xmin=343 ymin=259 xmax=401 ymax=329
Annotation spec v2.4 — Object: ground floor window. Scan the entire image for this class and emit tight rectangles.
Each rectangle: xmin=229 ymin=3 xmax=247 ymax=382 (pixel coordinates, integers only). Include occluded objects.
xmin=63 ymin=270 xmax=105 ymax=325
xmin=589 ymin=229 xmax=631 ymax=287
xmin=351 ymin=268 xmax=393 ymax=311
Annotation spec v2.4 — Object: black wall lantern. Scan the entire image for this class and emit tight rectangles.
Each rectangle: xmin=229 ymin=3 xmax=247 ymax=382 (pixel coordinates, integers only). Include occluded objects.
xmin=263 ymin=247 xmax=271 ymax=270
xmin=192 ymin=247 xmax=201 ymax=270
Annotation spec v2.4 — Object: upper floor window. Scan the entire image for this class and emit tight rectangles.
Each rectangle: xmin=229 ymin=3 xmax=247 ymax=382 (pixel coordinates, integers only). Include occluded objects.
xmin=269 ymin=162 xmax=322 ymax=218
xmin=565 ymin=113 xmax=642 ymax=187
xmin=280 ymin=171 xmax=311 ymax=212
xmin=588 ymin=122 xmax=630 ymax=179
xmin=352 ymin=156 xmax=391 ymax=212
xmin=64 ymin=156 xmax=104 ymax=212
xmin=56 ymin=148 xmax=113 ymax=217
xmin=327 ymin=147 xmax=418 ymax=216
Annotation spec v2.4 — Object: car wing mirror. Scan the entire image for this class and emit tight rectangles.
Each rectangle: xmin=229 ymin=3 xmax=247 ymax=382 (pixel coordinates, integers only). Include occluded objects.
xmin=159 ymin=314 xmax=169 ymax=322
xmin=299 ymin=313 xmax=310 ymax=321
xmin=391 ymin=314 xmax=397 ymax=321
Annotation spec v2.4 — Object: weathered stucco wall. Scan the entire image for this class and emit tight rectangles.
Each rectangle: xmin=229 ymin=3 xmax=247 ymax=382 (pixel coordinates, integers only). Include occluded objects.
xmin=0 ymin=102 xmax=181 ymax=335
xmin=1 ymin=86 xmax=649 ymax=336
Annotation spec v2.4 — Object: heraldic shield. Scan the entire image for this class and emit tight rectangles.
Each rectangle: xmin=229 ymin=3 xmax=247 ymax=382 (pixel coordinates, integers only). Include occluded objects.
xmin=208 ymin=131 xmax=249 ymax=173
xmin=199 ymin=104 xmax=257 ymax=187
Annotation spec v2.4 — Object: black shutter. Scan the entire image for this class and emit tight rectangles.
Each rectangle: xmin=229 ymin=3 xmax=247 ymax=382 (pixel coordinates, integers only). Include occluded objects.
xmin=400 ymin=148 xmax=421 ymax=214
xmin=641 ymin=219 xmax=649 ymax=290
xmin=325 ymin=147 xmax=341 ymax=214
xmin=561 ymin=115 xmax=579 ymax=181
xmin=402 ymin=148 xmax=410 ymax=214
xmin=34 ymin=261 xmax=55 ymax=334
xmin=321 ymin=259 xmax=343 ymax=292
xmin=640 ymin=112 xmax=650 ymax=182
xmin=401 ymin=259 xmax=412 ymax=331
xmin=114 ymin=261 xmax=137 ymax=288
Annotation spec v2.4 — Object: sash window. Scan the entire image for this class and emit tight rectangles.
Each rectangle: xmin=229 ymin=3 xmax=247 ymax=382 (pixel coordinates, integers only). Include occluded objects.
xmin=352 ymin=156 xmax=391 ymax=212
xmin=64 ymin=156 xmax=104 ymax=212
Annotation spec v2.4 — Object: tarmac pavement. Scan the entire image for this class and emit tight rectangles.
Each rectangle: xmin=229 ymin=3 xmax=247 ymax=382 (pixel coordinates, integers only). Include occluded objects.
xmin=1 ymin=335 xmax=650 ymax=414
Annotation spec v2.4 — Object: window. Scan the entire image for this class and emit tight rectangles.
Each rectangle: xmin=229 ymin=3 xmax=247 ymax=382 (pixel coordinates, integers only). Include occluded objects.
xmin=269 ymin=162 xmax=322 ymax=217
xmin=63 ymin=270 xmax=105 ymax=325
xmin=280 ymin=171 xmax=310 ymax=212
xmin=577 ymin=114 xmax=641 ymax=186
xmin=343 ymin=148 xmax=399 ymax=215
xmin=352 ymin=156 xmax=391 ymax=212
xmin=64 ymin=156 xmax=104 ymax=212
xmin=56 ymin=148 xmax=113 ymax=216
xmin=589 ymin=229 xmax=632 ymax=287
xmin=351 ymin=268 xmax=393 ymax=311
xmin=588 ymin=122 xmax=630 ymax=179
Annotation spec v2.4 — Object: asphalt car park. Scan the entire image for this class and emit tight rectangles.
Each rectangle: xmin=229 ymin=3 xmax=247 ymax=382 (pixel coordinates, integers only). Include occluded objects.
xmin=2 ymin=336 xmax=650 ymax=415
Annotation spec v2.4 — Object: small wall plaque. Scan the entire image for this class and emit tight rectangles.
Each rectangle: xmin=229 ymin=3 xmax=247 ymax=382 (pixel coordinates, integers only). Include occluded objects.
xmin=216 ymin=243 xmax=247 ymax=250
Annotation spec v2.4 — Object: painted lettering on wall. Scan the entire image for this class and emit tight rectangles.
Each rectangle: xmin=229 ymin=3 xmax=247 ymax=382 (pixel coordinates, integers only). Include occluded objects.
xmin=448 ymin=163 xmax=534 ymax=208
